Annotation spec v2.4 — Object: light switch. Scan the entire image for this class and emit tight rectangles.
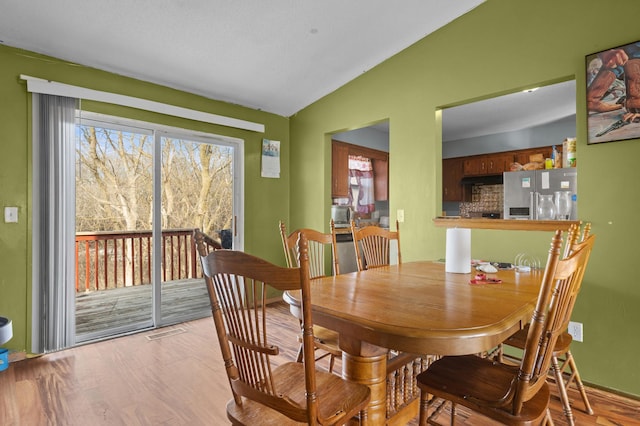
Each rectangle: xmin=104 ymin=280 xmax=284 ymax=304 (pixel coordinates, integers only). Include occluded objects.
xmin=4 ymin=207 xmax=18 ymax=223
xmin=397 ymin=209 xmax=405 ymax=223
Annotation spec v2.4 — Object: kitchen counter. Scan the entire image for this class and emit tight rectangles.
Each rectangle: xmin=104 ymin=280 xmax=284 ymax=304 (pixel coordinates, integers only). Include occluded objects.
xmin=334 ymin=226 xmax=352 ymax=235
xmin=433 ymin=217 xmax=580 ymax=231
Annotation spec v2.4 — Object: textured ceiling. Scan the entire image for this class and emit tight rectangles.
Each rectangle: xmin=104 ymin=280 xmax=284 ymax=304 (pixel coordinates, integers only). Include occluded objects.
xmin=0 ymin=0 xmax=484 ymax=117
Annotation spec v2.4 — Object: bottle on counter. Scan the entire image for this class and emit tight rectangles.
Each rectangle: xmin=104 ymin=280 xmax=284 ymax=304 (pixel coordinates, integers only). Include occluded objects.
xmin=551 ymin=145 xmax=558 ymax=167
xmin=545 ymin=158 xmax=553 ymax=169
xmin=563 ymin=138 xmax=576 ymax=167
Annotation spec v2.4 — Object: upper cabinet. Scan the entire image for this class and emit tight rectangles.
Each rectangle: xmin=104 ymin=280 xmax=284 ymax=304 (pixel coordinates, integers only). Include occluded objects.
xmin=443 ymin=158 xmax=464 ymax=201
xmin=331 ymin=142 xmax=350 ymax=197
xmin=332 ymin=140 xmax=389 ymax=200
xmin=372 ymin=157 xmax=388 ymax=201
xmin=462 ymin=152 xmax=514 ymax=176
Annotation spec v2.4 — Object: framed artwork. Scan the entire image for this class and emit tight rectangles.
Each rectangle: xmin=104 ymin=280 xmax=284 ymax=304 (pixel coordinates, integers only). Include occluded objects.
xmin=586 ymin=40 xmax=640 ymax=144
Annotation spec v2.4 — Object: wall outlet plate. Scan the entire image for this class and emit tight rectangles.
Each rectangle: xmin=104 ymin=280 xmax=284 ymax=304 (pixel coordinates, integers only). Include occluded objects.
xmin=568 ymin=321 xmax=583 ymax=342
xmin=4 ymin=207 xmax=18 ymax=223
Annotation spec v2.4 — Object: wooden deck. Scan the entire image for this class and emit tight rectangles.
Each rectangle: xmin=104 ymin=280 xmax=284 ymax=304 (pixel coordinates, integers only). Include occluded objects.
xmin=75 ymin=278 xmax=211 ymax=338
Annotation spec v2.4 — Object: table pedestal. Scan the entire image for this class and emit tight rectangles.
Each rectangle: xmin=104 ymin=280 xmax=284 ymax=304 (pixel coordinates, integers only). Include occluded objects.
xmin=341 ymin=338 xmax=388 ymax=425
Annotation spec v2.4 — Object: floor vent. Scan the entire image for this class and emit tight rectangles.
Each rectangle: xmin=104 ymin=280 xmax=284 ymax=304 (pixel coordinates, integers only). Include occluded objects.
xmin=146 ymin=327 xmax=187 ymax=341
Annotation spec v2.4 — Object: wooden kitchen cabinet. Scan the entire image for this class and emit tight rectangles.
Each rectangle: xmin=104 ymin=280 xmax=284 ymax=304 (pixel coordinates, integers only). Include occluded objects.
xmin=332 ymin=141 xmax=349 ymax=197
xmin=463 ymin=157 xmax=484 ymax=176
xmin=332 ymin=140 xmax=389 ymax=200
xmin=443 ymin=157 xmax=464 ymax=201
xmin=463 ymin=153 xmax=514 ymax=176
xmin=487 ymin=154 xmax=513 ymax=174
xmin=372 ymin=158 xmax=388 ymax=201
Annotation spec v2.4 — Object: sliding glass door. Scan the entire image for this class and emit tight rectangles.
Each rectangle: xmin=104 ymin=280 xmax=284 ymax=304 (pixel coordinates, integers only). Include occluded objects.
xmin=74 ymin=113 xmax=242 ymax=342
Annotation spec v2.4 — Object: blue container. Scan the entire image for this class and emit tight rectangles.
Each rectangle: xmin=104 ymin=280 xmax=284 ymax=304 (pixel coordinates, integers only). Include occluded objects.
xmin=0 ymin=348 xmax=8 ymax=371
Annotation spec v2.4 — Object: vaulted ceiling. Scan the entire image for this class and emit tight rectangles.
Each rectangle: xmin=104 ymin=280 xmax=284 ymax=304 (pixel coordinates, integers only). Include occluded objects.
xmin=0 ymin=1 xmax=484 ymax=117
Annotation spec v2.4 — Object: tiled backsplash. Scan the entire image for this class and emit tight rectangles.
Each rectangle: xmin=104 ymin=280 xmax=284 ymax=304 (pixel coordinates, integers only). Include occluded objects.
xmin=459 ymin=184 xmax=503 ymax=217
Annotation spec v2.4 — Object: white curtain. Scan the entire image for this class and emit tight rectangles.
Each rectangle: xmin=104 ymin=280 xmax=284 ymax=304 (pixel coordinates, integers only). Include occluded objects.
xmin=32 ymin=94 xmax=77 ymax=353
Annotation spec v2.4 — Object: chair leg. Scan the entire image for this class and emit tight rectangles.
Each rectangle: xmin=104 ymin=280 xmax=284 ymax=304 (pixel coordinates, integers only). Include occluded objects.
xmin=544 ymin=408 xmax=556 ymax=426
xmin=551 ymin=354 xmax=575 ymax=426
xmin=419 ymin=392 xmax=453 ymax=426
xmin=419 ymin=391 xmax=429 ymax=426
xmin=358 ymin=408 xmax=367 ymax=425
xmin=296 ymin=343 xmax=304 ymax=363
xmin=328 ymin=354 xmax=336 ymax=374
xmin=561 ymin=350 xmax=594 ymax=415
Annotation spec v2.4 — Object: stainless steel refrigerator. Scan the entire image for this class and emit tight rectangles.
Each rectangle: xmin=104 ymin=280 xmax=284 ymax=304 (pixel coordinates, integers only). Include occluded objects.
xmin=503 ymin=168 xmax=578 ymax=220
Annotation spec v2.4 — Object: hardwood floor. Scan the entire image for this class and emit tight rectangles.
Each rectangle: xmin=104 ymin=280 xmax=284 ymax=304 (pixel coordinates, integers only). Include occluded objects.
xmin=1 ymin=301 xmax=639 ymax=425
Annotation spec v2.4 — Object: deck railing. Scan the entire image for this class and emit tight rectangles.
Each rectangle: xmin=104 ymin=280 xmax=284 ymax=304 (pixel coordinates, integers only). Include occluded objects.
xmin=75 ymin=228 xmax=221 ymax=293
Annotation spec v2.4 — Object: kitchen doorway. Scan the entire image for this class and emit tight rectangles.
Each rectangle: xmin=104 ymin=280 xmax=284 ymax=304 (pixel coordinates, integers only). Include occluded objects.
xmin=331 ymin=121 xmax=389 ymax=273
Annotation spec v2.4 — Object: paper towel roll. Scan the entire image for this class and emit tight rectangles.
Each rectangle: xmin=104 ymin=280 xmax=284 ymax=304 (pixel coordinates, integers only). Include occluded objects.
xmin=445 ymin=228 xmax=471 ymax=273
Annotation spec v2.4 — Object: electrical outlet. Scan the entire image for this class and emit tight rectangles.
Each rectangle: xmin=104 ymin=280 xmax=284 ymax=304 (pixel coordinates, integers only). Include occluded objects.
xmin=568 ymin=321 xmax=583 ymax=342
xmin=4 ymin=206 xmax=18 ymax=223
xmin=397 ymin=209 xmax=405 ymax=223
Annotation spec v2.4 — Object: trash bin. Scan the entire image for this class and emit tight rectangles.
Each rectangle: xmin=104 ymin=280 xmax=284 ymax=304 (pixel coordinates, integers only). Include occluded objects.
xmin=0 ymin=348 xmax=8 ymax=372
xmin=0 ymin=316 xmax=12 ymax=372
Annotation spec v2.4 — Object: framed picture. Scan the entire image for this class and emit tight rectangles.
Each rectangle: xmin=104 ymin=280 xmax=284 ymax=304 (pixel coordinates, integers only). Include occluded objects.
xmin=586 ymin=40 xmax=640 ymax=144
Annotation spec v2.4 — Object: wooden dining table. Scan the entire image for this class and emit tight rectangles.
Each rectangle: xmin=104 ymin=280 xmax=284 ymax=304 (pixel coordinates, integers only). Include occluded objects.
xmin=283 ymin=261 xmax=544 ymax=425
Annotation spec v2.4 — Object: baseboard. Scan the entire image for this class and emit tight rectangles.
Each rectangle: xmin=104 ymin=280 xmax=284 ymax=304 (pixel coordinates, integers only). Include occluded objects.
xmin=8 ymin=351 xmax=27 ymax=363
xmin=266 ymin=296 xmax=284 ymax=305
xmin=585 ymin=381 xmax=640 ymax=402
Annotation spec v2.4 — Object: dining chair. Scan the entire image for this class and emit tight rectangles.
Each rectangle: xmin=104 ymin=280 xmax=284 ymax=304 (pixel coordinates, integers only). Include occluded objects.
xmin=194 ymin=229 xmax=371 ymax=425
xmin=280 ymin=220 xmax=340 ymax=278
xmin=192 ymin=228 xmax=223 ymax=255
xmin=416 ymin=229 xmax=596 ymax=426
xmin=497 ymin=223 xmax=595 ymax=426
xmin=279 ymin=220 xmax=342 ymax=373
xmin=350 ymin=220 xmax=401 ymax=271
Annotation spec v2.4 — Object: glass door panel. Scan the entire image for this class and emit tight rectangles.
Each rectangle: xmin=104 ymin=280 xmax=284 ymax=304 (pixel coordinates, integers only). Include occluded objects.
xmin=159 ymin=135 xmax=235 ymax=325
xmin=75 ymin=121 xmax=154 ymax=342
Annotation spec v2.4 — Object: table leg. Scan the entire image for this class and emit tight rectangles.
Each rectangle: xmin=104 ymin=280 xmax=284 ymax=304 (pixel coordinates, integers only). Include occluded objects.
xmin=341 ymin=340 xmax=388 ymax=425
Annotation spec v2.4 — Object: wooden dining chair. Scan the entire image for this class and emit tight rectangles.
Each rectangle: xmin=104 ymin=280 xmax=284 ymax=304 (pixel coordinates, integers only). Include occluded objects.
xmin=192 ymin=228 xmax=223 ymax=255
xmin=416 ymin=229 xmax=596 ymax=426
xmin=279 ymin=220 xmax=342 ymax=373
xmin=280 ymin=220 xmax=340 ymax=278
xmin=497 ymin=223 xmax=595 ymax=426
xmin=350 ymin=220 xmax=401 ymax=271
xmin=194 ymin=230 xmax=370 ymax=425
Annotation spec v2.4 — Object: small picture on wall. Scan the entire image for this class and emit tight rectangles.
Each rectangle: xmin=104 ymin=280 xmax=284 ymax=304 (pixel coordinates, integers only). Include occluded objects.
xmin=586 ymin=40 xmax=640 ymax=144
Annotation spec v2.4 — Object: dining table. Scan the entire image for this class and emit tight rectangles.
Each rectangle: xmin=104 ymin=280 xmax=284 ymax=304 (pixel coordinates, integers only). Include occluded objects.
xmin=283 ymin=260 xmax=544 ymax=425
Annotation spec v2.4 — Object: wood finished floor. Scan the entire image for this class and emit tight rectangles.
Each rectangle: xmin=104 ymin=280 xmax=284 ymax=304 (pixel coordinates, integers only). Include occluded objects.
xmin=1 ymin=301 xmax=639 ymax=425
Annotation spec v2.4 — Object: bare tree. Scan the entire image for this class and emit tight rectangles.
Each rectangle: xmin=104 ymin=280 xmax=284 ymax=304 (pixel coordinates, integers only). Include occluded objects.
xmin=76 ymin=125 xmax=234 ymax=288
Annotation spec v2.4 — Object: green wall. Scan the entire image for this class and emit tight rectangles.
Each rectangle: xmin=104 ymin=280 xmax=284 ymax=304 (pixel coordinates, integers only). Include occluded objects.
xmin=290 ymin=0 xmax=640 ymax=396
xmin=0 ymin=45 xmax=290 ymax=355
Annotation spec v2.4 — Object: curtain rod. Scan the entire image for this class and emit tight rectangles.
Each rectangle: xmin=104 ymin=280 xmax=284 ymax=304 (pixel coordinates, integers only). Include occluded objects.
xmin=20 ymin=75 xmax=265 ymax=133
